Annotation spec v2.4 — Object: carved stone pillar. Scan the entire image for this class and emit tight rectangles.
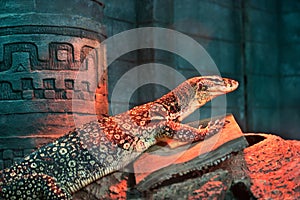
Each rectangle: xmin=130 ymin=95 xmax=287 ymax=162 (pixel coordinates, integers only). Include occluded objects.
xmin=0 ymin=0 xmax=107 ymax=169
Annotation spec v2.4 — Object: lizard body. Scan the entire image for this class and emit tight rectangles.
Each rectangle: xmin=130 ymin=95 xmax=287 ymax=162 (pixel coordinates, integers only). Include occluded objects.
xmin=0 ymin=76 xmax=238 ymax=199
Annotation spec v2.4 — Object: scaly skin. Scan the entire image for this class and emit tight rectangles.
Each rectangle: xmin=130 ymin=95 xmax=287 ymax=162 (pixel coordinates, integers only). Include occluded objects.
xmin=0 ymin=76 xmax=238 ymax=199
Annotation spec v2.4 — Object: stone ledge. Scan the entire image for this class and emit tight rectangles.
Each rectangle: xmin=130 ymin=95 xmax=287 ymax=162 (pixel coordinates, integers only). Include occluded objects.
xmin=73 ymin=130 xmax=300 ymax=199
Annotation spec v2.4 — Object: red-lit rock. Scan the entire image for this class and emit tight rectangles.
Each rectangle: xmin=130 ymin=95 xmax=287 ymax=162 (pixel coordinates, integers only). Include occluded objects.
xmin=72 ymin=126 xmax=300 ymax=199
xmin=244 ymin=133 xmax=300 ymax=200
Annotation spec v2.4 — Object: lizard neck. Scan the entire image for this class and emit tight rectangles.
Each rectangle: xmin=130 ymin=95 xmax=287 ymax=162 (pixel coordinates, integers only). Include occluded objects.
xmin=155 ymin=82 xmax=197 ymax=122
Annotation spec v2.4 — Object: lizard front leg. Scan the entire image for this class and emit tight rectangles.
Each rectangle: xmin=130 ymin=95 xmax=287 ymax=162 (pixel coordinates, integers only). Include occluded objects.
xmin=156 ymin=119 xmax=225 ymax=143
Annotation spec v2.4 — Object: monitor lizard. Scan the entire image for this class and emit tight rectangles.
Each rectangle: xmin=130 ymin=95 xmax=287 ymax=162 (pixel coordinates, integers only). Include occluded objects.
xmin=0 ymin=75 xmax=238 ymax=199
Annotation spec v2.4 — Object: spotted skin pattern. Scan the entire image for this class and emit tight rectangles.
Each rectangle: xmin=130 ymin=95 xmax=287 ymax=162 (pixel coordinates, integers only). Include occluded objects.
xmin=0 ymin=76 xmax=238 ymax=199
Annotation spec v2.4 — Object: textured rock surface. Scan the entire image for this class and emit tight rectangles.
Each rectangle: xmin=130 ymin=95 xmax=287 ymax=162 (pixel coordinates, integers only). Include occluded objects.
xmin=73 ymin=133 xmax=300 ymax=199
xmin=152 ymin=169 xmax=232 ymax=200
xmin=244 ymin=133 xmax=300 ymax=200
xmin=72 ymin=172 xmax=129 ymax=200
xmin=135 ymin=115 xmax=248 ymax=190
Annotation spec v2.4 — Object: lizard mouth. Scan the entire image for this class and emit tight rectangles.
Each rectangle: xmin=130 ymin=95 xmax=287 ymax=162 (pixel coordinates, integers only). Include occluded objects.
xmin=207 ymin=78 xmax=239 ymax=96
xmin=195 ymin=76 xmax=239 ymax=96
xmin=222 ymin=78 xmax=239 ymax=91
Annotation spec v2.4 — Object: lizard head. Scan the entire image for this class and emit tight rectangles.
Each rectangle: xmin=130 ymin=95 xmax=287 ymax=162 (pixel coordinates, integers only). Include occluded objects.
xmin=173 ymin=75 xmax=238 ymax=121
xmin=155 ymin=75 xmax=239 ymax=121
xmin=191 ymin=75 xmax=239 ymax=106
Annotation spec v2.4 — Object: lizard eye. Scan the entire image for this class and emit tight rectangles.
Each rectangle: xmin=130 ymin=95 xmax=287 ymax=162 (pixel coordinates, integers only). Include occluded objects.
xmin=198 ymin=83 xmax=207 ymax=91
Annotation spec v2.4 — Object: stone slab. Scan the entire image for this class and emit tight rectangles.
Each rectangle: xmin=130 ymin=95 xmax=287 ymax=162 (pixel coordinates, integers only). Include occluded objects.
xmin=134 ymin=114 xmax=248 ymax=189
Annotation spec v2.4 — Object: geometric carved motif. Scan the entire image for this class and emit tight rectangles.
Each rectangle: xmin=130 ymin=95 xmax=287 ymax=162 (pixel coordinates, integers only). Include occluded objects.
xmin=81 ymin=46 xmax=94 ymax=62
xmin=0 ymin=41 xmax=99 ymax=101
xmin=0 ymin=78 xmax=95 ymax=101
xmin=48 ymin=43 xmax=78 ymax=70
xmin=12 ymin=52 xmax=30 ymax=72
xmin=0 ymin=42 xmax=94 ymax=72
xmin=0 ymin=81 xmax=21 ymax=100
xmin=1 ymin=43 xmax=39 ymax=72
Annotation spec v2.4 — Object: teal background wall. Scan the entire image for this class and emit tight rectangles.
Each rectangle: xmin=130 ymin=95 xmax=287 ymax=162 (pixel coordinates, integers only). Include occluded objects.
xmin=103 ymin=0 xmax=300 ymax=140
xmin=280 ymin=1 xmax=300 ymax=139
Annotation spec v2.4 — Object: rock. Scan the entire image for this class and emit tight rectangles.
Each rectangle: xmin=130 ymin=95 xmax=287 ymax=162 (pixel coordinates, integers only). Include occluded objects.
xmin=72 ymin=129 xmax=300 ymax=200
xmin=152 ymin=169 xmax=231 ymax=200
xmin=243 ymin=133 xmax=300 ymax=200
